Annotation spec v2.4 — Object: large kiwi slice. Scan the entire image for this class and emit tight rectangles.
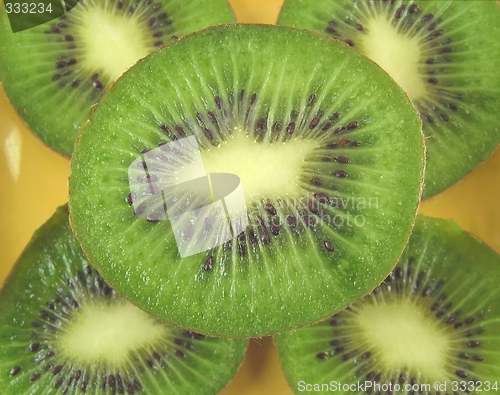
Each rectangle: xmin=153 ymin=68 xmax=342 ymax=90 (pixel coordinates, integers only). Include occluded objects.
xmin=275 ymin=215 xmax=500 ymax=393
xmin=278 ymin=0 xmax=500 ymax=198
xmin=0 ymin=205 xmax=247 ymax=394
xmin=68 ymin=24 xmax=425 ymax=338
xmin=0 ymin=0 xmax=235 ymax=156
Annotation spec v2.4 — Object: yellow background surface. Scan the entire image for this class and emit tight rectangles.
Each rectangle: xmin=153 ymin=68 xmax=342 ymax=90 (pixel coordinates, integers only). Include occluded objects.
xmin=0 ymin=1 xmax=499 ymax=394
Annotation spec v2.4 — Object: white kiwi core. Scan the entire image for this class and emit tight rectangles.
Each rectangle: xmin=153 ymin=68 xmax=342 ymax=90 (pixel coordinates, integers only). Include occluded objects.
xmin=58 ymin=302 xmax=165 ymax=366
xmin=360 ymin=16 xmax=425 ymax=100
xmin=355 ymin=299 xmax=454 ymax=380
xmin=201 ymin=131 xmax=318 ymax=203
xmin=76 ymin=5 xmax=152 ymax=82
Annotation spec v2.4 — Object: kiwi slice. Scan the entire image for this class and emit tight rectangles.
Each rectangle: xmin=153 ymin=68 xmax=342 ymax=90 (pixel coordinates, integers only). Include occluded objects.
xmin=0 ymin=205 xmax=247 ymax=394
xmin=0 ymin=0 xmax=235 ymax=156
xmin=278 ymin=0 xmax=500 ymax=198
xmin=68 ymin=24 xmax=425 ymax=338
xmin=275 ymin=215 xmax=500 ymax=393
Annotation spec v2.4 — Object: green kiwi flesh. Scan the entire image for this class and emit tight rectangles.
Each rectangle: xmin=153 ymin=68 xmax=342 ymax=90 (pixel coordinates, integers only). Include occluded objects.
xmin=278 ymin=0 xmax=500 ymax=198
xmin=275 ymin=215 xmax=500 ymax=394
xmin=0 ymin=205 xmax=247 ymax=395
xmin=68 ymin=24 xmax=425 ymax=338
xmin=0 ymin=0 xmax=236 ymax=156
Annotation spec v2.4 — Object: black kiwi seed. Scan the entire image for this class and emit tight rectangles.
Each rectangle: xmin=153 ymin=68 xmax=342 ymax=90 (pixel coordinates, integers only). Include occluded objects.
xmin=264 ymin=203 xmax=277 ymax=216
xmin=394 ymin=5 xmax=405 ymax=19
xmin=203 ymin=255 xmax=213 ymax=271
xmin=314 ymin=193 xmax=329 ymax=204
xmin=334 ymin=155 xmax=349 ymax=163
xmin=309 ymin=117 xmax=320 ymax=129
xmin=332 ymin=170 xmax=348 ymax=178
xmin=308 ymin=201 xmax=319 ymax=215
xmin=10 ymin=366 xmax=21 ymax=376
xmin=30 ymin=373 xmax=41 ymax=381
xmin=269 ymin=220 xmax=280 ymax=236
xmin=324 ymin=240 xmax=334 ymax=252
xmin=346 ymin=121 xmax=358 ymax=130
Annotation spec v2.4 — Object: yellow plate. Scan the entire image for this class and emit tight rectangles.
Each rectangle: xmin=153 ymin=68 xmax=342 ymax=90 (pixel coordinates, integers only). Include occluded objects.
xmin=0 ymin=1 xmax=498 ymax=394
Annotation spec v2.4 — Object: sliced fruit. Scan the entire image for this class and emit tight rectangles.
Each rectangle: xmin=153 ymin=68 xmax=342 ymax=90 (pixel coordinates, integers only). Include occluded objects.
xmin=0 ymin=0 xmax=236 ymax=156
xmin=69 ymin=24 xmax=425 ymax=338
xmin=278 ymin=0 xmax=500 ymax=197
xmin=0 ymin=205 xmax=247 ymax=395
xmin=276 ymin=215 xmax=500 ymax=394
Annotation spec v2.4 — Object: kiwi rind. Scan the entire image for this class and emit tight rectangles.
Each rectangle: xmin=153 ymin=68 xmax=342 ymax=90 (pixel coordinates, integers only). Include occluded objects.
xmin=0 ymin=0 xmax=236 ymax=157
xmin=69 ymin=24 xmax=425 ymax=338
xmin=275 ymin=215 xmax=500 ymax=394
xmin=0 ymin=205 xmax=247 ymax=395
xmin=278 ymin=0 xmax=500 ymax=198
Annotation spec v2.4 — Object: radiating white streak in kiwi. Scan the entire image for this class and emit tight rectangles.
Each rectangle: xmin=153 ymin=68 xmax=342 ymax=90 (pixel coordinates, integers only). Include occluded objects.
xmin=360 ymin=15 xmax=424 ymax=99
xmin=202 ymin=134 xmax=317 ymax=203
xmin=188 ymin=49 xmax=232 ymax=144
xmin=130 ymin=349 xmax=182 ymax=395
xmin=58 ymin=301 xmax=166 ymax=366
xmin=301 ymin=174 xmax=393 ymax=195
xmin=254 ymin=201 xmax=319 ymax=283
xmin=151 ymin=354 xmax=197 ymax=394
xmin=261 ymin=42 xmax=294 ymax=143
xmin=173 ymin=59 xmax=226 ymax=144
xmin=287 ymin=204 xmax=332 ymax=273
xmin=75 ymin=2 xmax=153 ymax=82
xmin=356 ymin=300 xmax=454 ymax=379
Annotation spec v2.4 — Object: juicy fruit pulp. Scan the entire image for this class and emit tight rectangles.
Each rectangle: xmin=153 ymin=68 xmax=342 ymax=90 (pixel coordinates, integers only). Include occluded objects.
xmin=278 ymin=0 xmax=500 ymax=198
xmin=275 ymin=215 xmax=500 ymax=393
xmin=0 ymin=206 xmax=247 ymax=395
xmin=0 ymin=0 xmax=236 ymax=156
xmin=69 ymin=24 xmax=425 ymax=338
